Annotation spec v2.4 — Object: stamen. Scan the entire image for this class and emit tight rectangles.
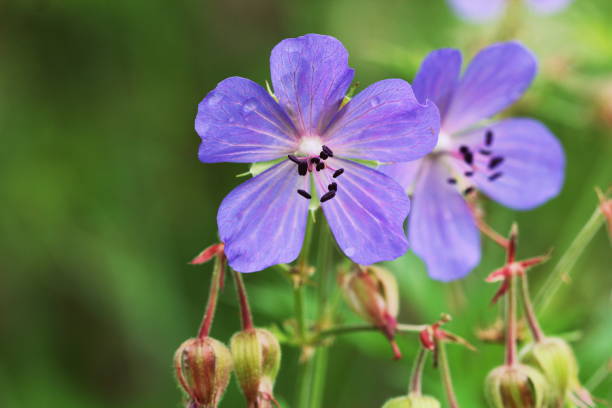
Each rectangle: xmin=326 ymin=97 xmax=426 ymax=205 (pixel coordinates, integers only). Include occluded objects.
xmin=333 ymin=168 xmax=344 ymax=178
xmin=297 ymin=189 xmax=311 ymax=199
xmin=459 ymin=145 xmax=469 ymax=154
xmin=447 ymin=178 xmax=457 ymax=184
xmin=320 ymin=191 xmax=336 ymax=202
xmin=319 ymin=151 xmax=329 ymax=160
xmin=465 ymin=171 xmax=474 ymax=177
xmin=328 ymin=182 xmax=337 ymax=191
xmin=463 ymin=187 xmax=475 ymax=196
xmin=310 ymin=157 xmax=320 ymax=165
xmin=485 ymin=130 xmax=494 ymax=146
xmin=288 ymin=155 xmax=300 ymax=164
xmin=463 ymin=151 xmax=474 ymax=165
xmin=488 ymin=172 xmax=503 ymax=181
xmin=479 ymin=149 xmax=492 ymax=155
xmin=321 ymin=145 xmax=334 ymax=157
xmin=488 ymin=156 xmax=504 ymax=170
xmin=298 ymin=161 xmax=308 ymax=176
xmin=316 ymin=162 xmax=325 ymax=171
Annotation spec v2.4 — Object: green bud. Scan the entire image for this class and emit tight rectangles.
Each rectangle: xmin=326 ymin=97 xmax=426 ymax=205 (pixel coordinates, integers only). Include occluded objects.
xmin=230 ymin=328 xmax=281 ymax=407
xmin=174 ymin=337 xmax=233 ymax=408
xmin=484 ymin=364 xmax=551 ymax=408
xmin=520 ymin=337 xmax=579 ymax=403
xmin=382 ymin=394 xmax=441 ymax=408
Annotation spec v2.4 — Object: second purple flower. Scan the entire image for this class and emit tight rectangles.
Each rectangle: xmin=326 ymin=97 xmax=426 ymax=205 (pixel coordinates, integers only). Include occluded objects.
xmin=196 ymin=34 xmax=440 ymax=273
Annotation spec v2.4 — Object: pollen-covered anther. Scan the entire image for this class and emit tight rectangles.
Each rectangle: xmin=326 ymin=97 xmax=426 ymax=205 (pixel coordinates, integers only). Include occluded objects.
xmin=485 ymin=129 xmax=494 ymax=146
xmin=321 ymin=145 xmax=334 ymax=157
xmin=333 ymin=168 xmax=344 ymax=178
xmin=463 ymin=187 xmax=475 ymax=196
xmin=489 ymin=156 xmax=504 ymax=170
xmin=320 ymin=191 xmax=336 ymax=202
xmin=297 ymin=189 xmax=311 ymax=199
xmin=489 ymin=172 xmax=503 ymax=181
xmin=328 ymin=182 xmax=338 ymax=191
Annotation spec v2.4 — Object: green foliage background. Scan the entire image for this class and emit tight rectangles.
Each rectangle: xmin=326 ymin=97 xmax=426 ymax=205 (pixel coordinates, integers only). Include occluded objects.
xmin=1 ymin=0 xmax=610 ymax=407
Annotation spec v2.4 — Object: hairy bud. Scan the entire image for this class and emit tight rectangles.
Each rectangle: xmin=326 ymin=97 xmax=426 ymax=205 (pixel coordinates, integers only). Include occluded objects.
xmin=342 ymin=266 xmax=400 ymax=357
xmin=382 ymin=394 xmax=441 ymax=408
xmin=520 ymin=337 xmax=579 ymax=403
xmin=230 ymin=328 xmax=281 ymax=407
xmin=484 ymin=365 xmax=550 ymax=408
xmin=174 ymin=337 xmax=233 ymax=408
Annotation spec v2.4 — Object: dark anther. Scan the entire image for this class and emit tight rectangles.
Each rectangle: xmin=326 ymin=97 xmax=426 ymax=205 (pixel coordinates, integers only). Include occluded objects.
xmin=485 ymin=130 xmax=494 ymax=146
xmin=479 ymin=149 xmax=492 ymax=155
xmin=463 ymin=187 xmax=475 ymax=196
xmin=463 ymin=151 xmax=474 ymax=165
xmin=488 ymin=172 xmax=503 ymax=181
xmin=316 ymin=162 xmax=325 ymax=171
xmin=320 ymin=191 xmax=336 ymax=202
xmin=310 ymin=157 xmax=320 ymax=164
xmin=447 ymin=178 xmax=457 ymax=185
xmin=319 ymin=151 xmax=329 ymax=160
xmin=297 ymin=189 xmax=311 ymax=199
xmin=459 ymin=145 xmax=470 ymax=154
xmin=488 ymin=156 xmax=504 ymax=170
xmin=321 ymin=145 xmax=334 ymax=157
xmin=328 ymin=182 xmax=338 ymax=191
xmin=333 ymin=168 xmax=344 ymax=178
xmin=465 ymin=171 xmax=474 ymax=177
xmin=288 ymin=155 xmax=301 ymax=164
xmin=298 ymin=161 xmax=308 ymax=176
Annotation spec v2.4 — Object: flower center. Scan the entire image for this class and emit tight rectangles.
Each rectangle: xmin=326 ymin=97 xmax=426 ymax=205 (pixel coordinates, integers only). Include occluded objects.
xmin=444 ymin=129 xmax=506 ymax=196
xmin=433 ymin=130 xmax=453 ymax=153
xmin=298 ymin=136 xmax=324 ymax=156
xmin=288 ymin=143 xmax=344 ymax=203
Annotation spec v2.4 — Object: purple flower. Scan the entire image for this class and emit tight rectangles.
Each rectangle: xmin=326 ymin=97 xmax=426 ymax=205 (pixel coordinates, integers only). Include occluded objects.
xmin=448 ymin=0 xmax=573 ymax=22
xmin=380 ymin=42 xmax=565 ymax=281
xmin=196 ymin=34 xmax=439 ymax=273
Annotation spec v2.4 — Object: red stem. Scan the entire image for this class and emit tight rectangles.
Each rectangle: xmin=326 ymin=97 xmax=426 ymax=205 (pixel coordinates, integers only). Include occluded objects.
xmin=520 ymin=274 xmax=545 ymax=343
xmin=197 ymin=255 xmax=226 ymax=338
xmin=233 ymin=268 xmax=254 ymax=330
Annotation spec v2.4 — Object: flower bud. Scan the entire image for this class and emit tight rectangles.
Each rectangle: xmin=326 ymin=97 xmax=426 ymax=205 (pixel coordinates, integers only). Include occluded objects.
xmin=230 ymin=328 xmax=281 ymax=407
xmin=382 ymin=394 xmax=441 ymax=408
xmin=520 ymin=337 xmax=578 ymax=403
xmin=174 ymin=337 xmax=233 ymax=408
xmin=343 ymin=265 xmax=399 ymax=343
xmin=484 ymin=364 xmax=550 ymax=408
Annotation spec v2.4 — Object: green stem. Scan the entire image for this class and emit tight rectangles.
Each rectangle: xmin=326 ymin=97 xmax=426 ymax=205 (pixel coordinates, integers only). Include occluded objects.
xmin=309 ymin=347 xmax=329 ymax=408
xmin=505 ymin=275 xmax=518 ymax=366
xmin=316 ymin=323 xmax=427 ymax=341
xmin=294 ymin=285 xmax=306 ymax=342
xmin=437 ymin=338 xmax=460 ymax=408
xmin=296 ymin=356 xmax=315 ymax=408
xmin=519 ymin=274 xmax=544 ymax=343
xmin=409 ymin=348 xmax=428 ymax=395
xmin=535 ymin=205 xmax=604 ymax=315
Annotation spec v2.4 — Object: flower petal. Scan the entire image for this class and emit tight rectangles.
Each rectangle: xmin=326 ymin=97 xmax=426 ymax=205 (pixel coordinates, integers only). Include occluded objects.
xmin=413 ymin=49 xmax=462 ymax=117
xmin=466 ymin=118 xmax=565 ymax=210
xmin=324 ymin=79 xmax=439 ymax=162
xmin=409 ymin=158 xmax=480 ymax=281
xmin=446 ymin=0 xmax=506 ymax=22
xmin=443 ymin=42 xmax=537 ymax=134
xmin=528 ymin=0 xmax=573 ymax=14
xmin=196 ymin=77 xmax=298 ymax=163
xmin=378 ymin=159 xmax=423 ymax=193
xmin=270 ymin=34 xmax=354 ymax=135
xmin=217 ymin=160 xmax=310 ymax=272
xmin=316 ymin=159 xmax=410 ymax=264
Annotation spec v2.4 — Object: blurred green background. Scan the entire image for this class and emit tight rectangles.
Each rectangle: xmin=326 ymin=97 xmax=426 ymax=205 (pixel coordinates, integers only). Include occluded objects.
xmin=1 ymin=0 xmax=610 ymax=407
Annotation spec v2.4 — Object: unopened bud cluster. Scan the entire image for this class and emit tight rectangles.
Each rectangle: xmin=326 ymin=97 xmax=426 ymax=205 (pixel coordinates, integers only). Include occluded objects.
xmin=382 ymin=394 xmax=441 ymax=408
xmin=484 ymin=364 xmax=550 ymax=408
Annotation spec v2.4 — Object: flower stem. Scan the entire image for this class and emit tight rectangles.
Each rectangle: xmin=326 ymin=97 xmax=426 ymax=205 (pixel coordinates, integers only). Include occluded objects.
xmin=316 ymin=323 xmax=427 ymax=341
xmin=535 ymin=204 xmax=605 ymax=315
xmin=436 ymin=338 xmax=460 ymax=408
xmin=408 ymin=348 xmax=428 ymax=395
xmin=232 ymin=268 xmax=254 ymax=330
xmin=505 ymin=274 xmax=518 ymax=366
xmin=197 ymin=255 xmax=225 ymax=338
xmin=519 ymin=274 xmax=544 ymax=343
xmin=294 ymin=284 xmax=306 ymax=342
xmin=309 ymin=347 xmax=329 ymax=408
